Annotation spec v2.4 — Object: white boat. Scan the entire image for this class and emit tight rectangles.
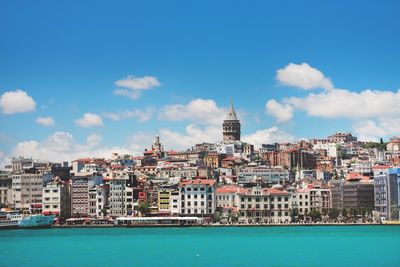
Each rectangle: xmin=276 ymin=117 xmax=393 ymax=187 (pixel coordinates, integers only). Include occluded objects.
xmin=0 ymin=211 xmax=24 ymax=229
xmin=18 ymin=215 xmax=55 ymax=229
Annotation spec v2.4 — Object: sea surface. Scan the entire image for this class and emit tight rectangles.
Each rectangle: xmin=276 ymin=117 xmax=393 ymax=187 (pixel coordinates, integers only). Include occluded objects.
xmin=0 ymin=226 xmax=399 ymax=267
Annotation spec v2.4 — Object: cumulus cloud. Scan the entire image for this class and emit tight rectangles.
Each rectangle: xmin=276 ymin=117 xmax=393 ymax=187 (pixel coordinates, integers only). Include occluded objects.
xmin=104 ymin=107 xmax=155 ymax=122
xmin=75 ymin=113 xmax=104 ymax=128
xmin=242 ymin=127 xmax=295 ymax=148
xmin=0 ymin=89 xmax=36 ymax=114
xmin=276 ymin=63 xmax=333 ymax=91
xmin=354 ymin=118 xmax=400 ymax=142
xmin=36 ymin=116 xmax=55 ymax=126
xmin=159 ymin=124 xmax=221 ymax=150
xmin=265 ymin=99 xmax=293 ymax=123
xmin=9 ymin=132 xmax=134 ymax=163
xmin=114 ymin=75 xmax=161 ymax=99
xmin=86 ymin=134 xmax=102 ymax=148
xmin=160 ymin=99 xmax=227 ymax=125
xmin=284 ymin=89 xmax=400 ymax=119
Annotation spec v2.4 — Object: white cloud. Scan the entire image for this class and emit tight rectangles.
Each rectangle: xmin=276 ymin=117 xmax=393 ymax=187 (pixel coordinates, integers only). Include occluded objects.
xmin=104 ymin=107 xmax=155 ymax=122
xmin=0 ymin=89 xmax=36 ymax=114
xmin=9 ymin=132 xmax=133 ymax=163
xmin=276 ymin=63 xmax=333 ymax=91
xmin=36 ymin=116 xmax=55 ymax=126
xmin=284 ymin=89 xmax=400 ymax=119
xmin=113 ymin=89 xmax=141 ymax=100
xmin=86 ymin=134 xmax=102 ymax=148
xmin=353 ymin=120 xmax=387 ymax=142
xmin=114 ymin=75 xmax=161 ymax=99
xmin=265 ymin=99 xmax=293 ymax=123
xmin=242 ymin=127 xmax=295 ymax=148
xmin=354 ymin=118 xmax=400 ymax=142
xmin=75 ymin=113 xmax=104 ymax=128
xmin=159 ymin=124 xmax=221 ymax=150
xmin=160 ymin=98 xmax=226 ymax=125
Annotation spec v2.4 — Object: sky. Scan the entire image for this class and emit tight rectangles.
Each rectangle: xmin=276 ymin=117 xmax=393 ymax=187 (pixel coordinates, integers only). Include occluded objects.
xmin=0 ymin=0 xmax=399 ymax=165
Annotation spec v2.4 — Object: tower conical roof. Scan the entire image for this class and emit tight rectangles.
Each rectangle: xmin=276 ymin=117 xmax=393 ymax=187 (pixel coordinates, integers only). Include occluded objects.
xmin=225 ymin=101 xmax=238 ymax=120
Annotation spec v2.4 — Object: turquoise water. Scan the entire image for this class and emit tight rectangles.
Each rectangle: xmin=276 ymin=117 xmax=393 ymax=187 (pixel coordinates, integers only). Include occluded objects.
xmin=1 ymin=226 xmax=399 ymax=267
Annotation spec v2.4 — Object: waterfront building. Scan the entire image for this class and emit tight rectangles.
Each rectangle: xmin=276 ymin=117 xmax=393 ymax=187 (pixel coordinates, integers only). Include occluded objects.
xmin=329 ymin=179 xmax=374 ymax=210
xmin=71 ymin=177 xmax=90 ymax=217
xmin=158 ymin=189 xmax=171 ymax=213
xmin=374 ymin=167 xmax=400 ymax=220
xmin=292 ymin=189 xmax=310 ymax=215
xmin=237 ymin=186 xmax=292 ymax=223
xmin=42 ymin=180 xmax=71 ymax=218
xmin=109 ymin=178 xmax=127 ymax=217
xmin=169 ymin=190 xmax=180 ymax=215
xmin=0 ymin=172 xmax=12 ymax=207
xmin=216 ymin=185 xmax=239 ymax=210
xmin=11 ymin=173 xmax=44 ymax=211
xmin=309 ymin=187 xmax=332 ymax=213
xmin=179 ymin=179 xmax=216 ymax=217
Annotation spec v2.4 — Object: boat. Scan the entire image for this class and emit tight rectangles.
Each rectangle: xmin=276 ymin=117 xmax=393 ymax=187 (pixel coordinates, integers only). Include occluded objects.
xmin=18 ymin=215 xmax=55 ymax=229
xmin=0 ymin=211 xmax=24 ymax=229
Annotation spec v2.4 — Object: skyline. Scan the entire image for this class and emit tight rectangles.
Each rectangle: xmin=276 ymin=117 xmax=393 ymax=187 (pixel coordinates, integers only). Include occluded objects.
xmin=1 ymin=0 xmax=400 ymax=165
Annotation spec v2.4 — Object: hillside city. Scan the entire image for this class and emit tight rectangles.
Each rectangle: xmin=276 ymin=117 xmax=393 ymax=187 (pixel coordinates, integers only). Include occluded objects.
xmin=1 ymin=102 xmax=400 ymax=225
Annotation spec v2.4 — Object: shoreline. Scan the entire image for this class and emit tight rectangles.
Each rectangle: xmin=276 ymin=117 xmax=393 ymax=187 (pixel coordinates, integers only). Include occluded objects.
xmin=48 ymin=222 xmax=400 ymax=229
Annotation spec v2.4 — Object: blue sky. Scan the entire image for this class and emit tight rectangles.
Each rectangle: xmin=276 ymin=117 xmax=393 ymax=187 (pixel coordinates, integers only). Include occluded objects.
xmin=0 ymin=0 xmax=399 ymax=163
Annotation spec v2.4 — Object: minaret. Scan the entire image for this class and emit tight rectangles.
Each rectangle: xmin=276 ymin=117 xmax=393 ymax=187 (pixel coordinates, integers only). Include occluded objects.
xmin=223 ymin=99 xmax=241 ymax=142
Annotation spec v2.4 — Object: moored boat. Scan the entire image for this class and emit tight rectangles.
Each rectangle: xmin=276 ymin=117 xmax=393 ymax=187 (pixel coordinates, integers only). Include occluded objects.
xmin=0 ymin=211 xmax=24 ymax=229
xmin=18 ymin=215 xmax=55 ymax=229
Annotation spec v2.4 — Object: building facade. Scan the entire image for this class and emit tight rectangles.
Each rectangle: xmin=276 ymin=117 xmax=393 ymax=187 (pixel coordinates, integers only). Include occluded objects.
xmin=179 ymin=179 xmax=216 ymax=217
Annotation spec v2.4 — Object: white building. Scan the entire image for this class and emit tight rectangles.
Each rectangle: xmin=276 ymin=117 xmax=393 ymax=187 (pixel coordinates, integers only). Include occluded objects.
xmin=179 ymin=179 xmax=216 ymax=216
xmin=216 ymin=185 xmax=239 ymax=209
xmin=42 ymin=181 xmax=71 ymax=218
xmin=292 ymin=189 xmax=310 ymax=215
xmin=169 ymin=190 xmax=180 ymax=215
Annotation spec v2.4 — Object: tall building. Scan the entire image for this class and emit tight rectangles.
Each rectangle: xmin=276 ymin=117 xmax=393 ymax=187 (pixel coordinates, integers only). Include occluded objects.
xmin=11 ymin=173 xmax=44 ymax=211
xmin=374 ymin=167 xmax=400 ymax=221
xmin=223 ymin=101 xmax=241 ymax=142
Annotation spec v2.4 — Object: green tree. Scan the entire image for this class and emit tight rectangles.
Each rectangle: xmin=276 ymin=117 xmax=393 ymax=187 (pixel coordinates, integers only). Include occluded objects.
xmin=342 ymin=209 xmax=348 ymax=218
xmin=137 ymin=202 xmax=150 ymax=216
xmin=328 ymin=209 xmax=340 ymax=220
xmin=308 ymin=209 xmax=321 ymax=222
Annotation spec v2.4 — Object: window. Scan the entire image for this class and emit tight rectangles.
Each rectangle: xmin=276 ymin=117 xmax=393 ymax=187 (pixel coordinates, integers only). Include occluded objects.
xmin=284 ymin=197 xmax=288 ymax=202
xmin=278 ymin=197 xmax=281 ymax=201
xmin=256 ymin=204 xmax=260 ymax=209
xmin=241 ymin=204 xmax=245 ymax=209
xmin=248 ymin=204 xmax=252 ymax=209
xmin=241 ymin=197 xmax=245 ymax=202
xmin=256 ymin=197 xmax=260 ymax=202
xmin=285 ymin=204 xmax=288 ymax=209
xmin=187 ymin=188 xmax=192 ymax=191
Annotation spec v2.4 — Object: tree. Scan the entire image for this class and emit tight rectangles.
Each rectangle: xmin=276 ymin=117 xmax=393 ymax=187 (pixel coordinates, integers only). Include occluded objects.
xmin=308 ymin=209 xmax=321 ymax=222
xmin=342 ymin=209 xmax=348 ymax=218
xmin=137 ymin=202 xmax=150 ymax=216
xmin=328 ymin=209 xmax=340 ymax=220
